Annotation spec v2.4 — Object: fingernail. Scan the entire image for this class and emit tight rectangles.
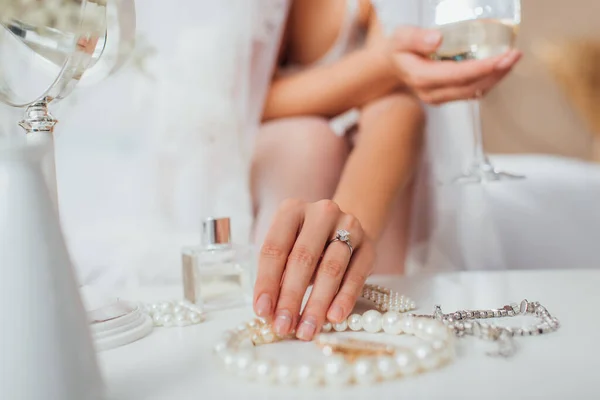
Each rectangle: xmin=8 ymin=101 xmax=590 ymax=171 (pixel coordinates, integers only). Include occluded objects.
xmin=328 ymin=305 xmax=344 ymax=323
xmin=255 ymin=294 xmax=272 ymax=317
xmin=496 ymin=51 xmax=516 ymax=70
xmin=297 ymin=317 xmax=317 ymax=341
xmin=424 ymin=31 xmax=442 ymax=45
xmin=273 ymin=310 xmax=293 ymax=335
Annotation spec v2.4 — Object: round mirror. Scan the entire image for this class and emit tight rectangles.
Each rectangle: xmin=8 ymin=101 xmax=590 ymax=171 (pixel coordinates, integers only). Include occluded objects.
xmin=0 ymin=0 xmax=136 ymax=108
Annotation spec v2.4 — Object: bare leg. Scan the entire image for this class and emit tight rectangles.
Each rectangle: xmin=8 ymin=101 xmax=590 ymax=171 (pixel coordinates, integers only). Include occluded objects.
xmin=251 ymin=117 xmax=350 ymax=245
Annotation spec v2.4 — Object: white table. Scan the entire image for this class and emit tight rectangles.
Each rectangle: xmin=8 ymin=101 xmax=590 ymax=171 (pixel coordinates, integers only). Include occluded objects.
xmin=99 ymin=270 xmax=599 ymax=399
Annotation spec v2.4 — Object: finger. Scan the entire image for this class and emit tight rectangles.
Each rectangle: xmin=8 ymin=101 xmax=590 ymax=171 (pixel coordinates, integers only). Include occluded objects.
xmin=273 ymin=200 xmax=339 ymax=336
xmin=420 ymin=64 xmax=514 ymax=105
xmin=327 ymin=244 xmax=374 ymax=324
xmin=297 ymin=215 xmax=364 ymax=341
xmin=398 ymin=49 xmax=521 ymax=90
xmin=254 ymin=199 xmax=304 ymax=320
xmin=392 ymin=26 xmax=443 ymax=56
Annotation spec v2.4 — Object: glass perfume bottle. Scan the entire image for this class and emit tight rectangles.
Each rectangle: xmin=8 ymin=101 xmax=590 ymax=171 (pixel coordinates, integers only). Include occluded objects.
xmin=182 ymin=217 xmax=255 ymax=311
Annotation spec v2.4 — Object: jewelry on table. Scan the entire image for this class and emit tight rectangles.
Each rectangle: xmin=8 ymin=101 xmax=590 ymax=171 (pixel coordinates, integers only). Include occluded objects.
xmin=416 ymin=299 xmax=560 ymax=357
xmin=361 ymin=284 xmax=417 ymax=313
xmin=215 ymin=310 xmax=455 ymax=386
xmin=328 ymin=229 xmax=354 ymax=256
xmin=141 ymin=300 xmax=205 ymax=327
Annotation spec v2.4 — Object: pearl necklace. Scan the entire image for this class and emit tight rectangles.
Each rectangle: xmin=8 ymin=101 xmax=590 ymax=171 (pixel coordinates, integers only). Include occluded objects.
xmin=214 ymin=310 xmax=455 ymax=386
xmin=142 ymin=300 xmax=205 ymax=327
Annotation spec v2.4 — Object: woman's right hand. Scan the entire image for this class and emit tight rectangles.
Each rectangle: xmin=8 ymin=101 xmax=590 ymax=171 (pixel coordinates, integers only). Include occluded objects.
xmin=389 ymin=26 xmax=522 ymax=105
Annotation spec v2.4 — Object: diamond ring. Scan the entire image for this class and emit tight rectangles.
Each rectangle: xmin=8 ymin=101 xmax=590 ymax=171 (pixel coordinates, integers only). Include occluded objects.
xmin=328 ymin=229 xmax=353 ymax=257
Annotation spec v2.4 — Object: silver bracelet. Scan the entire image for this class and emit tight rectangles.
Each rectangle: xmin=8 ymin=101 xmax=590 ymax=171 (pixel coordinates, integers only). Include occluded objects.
xmin=411 ymin=299 xmax=560 ymax=357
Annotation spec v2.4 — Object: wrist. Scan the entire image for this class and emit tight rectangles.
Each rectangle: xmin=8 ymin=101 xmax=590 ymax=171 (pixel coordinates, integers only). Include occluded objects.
xmin=362 ymin=46 xmax=398 ymax=83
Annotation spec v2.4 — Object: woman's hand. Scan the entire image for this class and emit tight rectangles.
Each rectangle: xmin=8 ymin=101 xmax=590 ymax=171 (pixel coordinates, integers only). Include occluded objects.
xmin=389 ymin=26 xmax=522 ymax=104
xmin=253 ymin=199 xmax=375 ymax=341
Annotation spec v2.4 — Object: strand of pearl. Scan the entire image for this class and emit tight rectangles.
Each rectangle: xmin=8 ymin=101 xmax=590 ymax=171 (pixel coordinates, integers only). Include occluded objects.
xmin=214 ymin=310 xmax=455 ymax=386
xmin=142 ymin=300 xmax=205 ymax=327
xmin=361 ymin=284 xmax=416 ymax=313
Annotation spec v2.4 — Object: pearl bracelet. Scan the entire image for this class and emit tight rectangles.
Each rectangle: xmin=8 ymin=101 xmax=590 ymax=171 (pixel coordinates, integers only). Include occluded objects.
xmin=361 ymin=284 xmax=416 ymax=313
xmin=214 ymin=310 xmax=455 ymax=386
xmin=142 ymin=300 xmax=205 ymax=327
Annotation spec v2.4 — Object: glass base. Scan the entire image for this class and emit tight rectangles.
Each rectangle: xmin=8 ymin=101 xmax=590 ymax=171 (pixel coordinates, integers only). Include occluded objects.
xmin=453 ymin=162 xmax=525 ymax=185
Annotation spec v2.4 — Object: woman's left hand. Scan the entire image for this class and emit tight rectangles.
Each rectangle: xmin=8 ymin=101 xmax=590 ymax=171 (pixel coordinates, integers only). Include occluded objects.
xmin=253 ymin=199 xmax=375 ymax=341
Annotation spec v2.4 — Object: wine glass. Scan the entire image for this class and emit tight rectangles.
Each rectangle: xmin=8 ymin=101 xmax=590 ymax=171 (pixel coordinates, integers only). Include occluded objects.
xmin=421 ymin=0 xmax=524 ymax=184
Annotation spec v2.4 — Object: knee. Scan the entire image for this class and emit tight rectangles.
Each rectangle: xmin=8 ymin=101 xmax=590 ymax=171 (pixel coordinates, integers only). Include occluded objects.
xmin=254 ymin=117 xmax=349 ymax=171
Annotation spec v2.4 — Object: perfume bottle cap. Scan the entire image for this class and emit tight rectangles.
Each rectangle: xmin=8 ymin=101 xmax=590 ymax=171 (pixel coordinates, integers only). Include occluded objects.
xmin=202 ymin=217 xmax=231 ymax=245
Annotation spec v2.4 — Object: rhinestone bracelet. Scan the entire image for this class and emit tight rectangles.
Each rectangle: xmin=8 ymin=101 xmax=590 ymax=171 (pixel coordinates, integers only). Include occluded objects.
xmin=414 ymin=299 xmax=560 ymax=357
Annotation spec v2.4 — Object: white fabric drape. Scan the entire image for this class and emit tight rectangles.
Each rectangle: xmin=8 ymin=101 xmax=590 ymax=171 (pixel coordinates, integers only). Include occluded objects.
xmin=43 ymin=0 xmax=288 ymax=287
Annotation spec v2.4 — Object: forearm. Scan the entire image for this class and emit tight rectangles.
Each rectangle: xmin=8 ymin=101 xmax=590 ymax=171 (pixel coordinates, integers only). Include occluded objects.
xmin=262 ymin=49 xmax=397 ymax=121
xmin=333 ymin=93 xmax=424 ymax=241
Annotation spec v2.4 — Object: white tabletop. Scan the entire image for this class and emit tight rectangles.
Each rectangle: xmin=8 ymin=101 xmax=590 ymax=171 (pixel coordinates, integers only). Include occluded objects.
xmin=99 ymin=269 xmax=600 ymax=399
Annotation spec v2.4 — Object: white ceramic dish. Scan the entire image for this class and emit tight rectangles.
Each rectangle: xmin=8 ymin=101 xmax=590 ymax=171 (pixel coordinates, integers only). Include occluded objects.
xmin=95 ymin=314 xmax=154 ymax=352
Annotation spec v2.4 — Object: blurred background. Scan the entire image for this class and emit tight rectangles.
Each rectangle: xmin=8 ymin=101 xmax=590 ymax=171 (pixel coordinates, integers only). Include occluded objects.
xmin=1 ymin=0 xmax=599 ymax=287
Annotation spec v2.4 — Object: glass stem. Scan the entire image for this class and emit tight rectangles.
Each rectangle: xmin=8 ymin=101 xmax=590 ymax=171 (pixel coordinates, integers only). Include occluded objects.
xmin=469 ymin=96 xmax=490 ymax=169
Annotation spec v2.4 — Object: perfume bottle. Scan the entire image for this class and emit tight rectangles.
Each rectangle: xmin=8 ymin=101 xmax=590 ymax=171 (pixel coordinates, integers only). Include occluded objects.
xmin=182 ymin=217 xmax=255 ymax=311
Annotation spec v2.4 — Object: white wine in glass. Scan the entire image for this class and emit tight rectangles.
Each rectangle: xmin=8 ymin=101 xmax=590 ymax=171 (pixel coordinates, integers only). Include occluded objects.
xmin=422 ymin=0 xmax=524 ymax=184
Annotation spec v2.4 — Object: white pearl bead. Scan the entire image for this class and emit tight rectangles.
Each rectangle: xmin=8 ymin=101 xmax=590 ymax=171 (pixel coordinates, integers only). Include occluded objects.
xmin=401 ymin=317 xmax=414 ymax=335
xmin=189 ymin=311 xmax=203 ymax=324
xmin=415 ymin=344 xmax=440 ymax=370
xmin=260 ymin=326 xmax=275 ymax=343
xmin=213 ymin=341 xmax=229 ymax=356
xmin=395 ymin=350 xmax=418 ymax=376
xmin=235 ymin=352 xmax=255 ymax=378
xmin=150 ymin=303 xmax=160 ymax=311
xmin=353 ymin=359 xmax=378 ymax=385
xmin=324 ymin=355 xmax=352 ymax=385
xmin=333 ymin=320 xmax=348 ymax=332
xmin=348 ymin=314 xmax=362 ymax=331
xmin=222 ymin=352 xmax=237 ymax=372
xmin=276 ymin=363 xmax=296 ymax=385
xmin=382 ymin=312 xmax=403 ymax=335
xmin=254 ymin=360 xmax=275 ymax=383
xmin=161 ymin=314 xmax=174 ymax=327
xmin=159 ymin=302 xmax=173 ymax=313
xmin=432 ymin=340 xmax=450 ymax=361
xmin=152 ymin=313 xmax=162 ymax=325
xmin=321 ymin=322 xmax=332 ymax=333
xmin=247 ymin=319 xmax=260 ymax=329
xmin=297 ymin=364 xmax=321 ymax=386
xmin=172 ymin=305 xmax=183 ymax=314
xmin=174 ymin=311 xmax=188 ymax=326
xmin=376 ymin=356 xmax=398 ymax=380
xmin=361 ymin=310 xmax=383 ymax=333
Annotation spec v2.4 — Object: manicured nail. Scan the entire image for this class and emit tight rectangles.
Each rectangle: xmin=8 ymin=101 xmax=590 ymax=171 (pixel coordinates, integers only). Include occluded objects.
xmin=255 ymin=294 xmax=272 ymax=317
xmin=297 ymin=317 xmax=317 ymax=341
xmin=273 ymin=310 xmax=292 ymax=335
xmin=328 ymin=305 xmax=344 ymax=323
xmin=424 ymin=31 xmax=442 ymax=45
xmin=496 ymin=51 xmax=517 ymax=70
